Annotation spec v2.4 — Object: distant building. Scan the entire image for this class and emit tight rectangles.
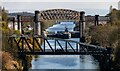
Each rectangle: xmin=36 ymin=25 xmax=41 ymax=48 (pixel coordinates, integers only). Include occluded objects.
xmin=118 ymin=1 xmax=120 ymax=10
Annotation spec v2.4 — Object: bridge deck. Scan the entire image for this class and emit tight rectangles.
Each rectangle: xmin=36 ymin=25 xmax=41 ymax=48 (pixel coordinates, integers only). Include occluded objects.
xmin=18 ymin=51 xmax=107 ymax=55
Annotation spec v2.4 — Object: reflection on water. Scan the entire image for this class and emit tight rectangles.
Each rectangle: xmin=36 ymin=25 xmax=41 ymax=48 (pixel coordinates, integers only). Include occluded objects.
xmin=46 ymin=21 xmax=75 ymax=32
xmin=32 ymin=55 xmax=99 ymax=69
xmin=31 ymin=22 xmax=99 ymax=70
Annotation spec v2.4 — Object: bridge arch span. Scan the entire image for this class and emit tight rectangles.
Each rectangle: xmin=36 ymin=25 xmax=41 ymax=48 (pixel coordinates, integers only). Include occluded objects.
xmin=37 ymin=9 xmax=80 ymax=20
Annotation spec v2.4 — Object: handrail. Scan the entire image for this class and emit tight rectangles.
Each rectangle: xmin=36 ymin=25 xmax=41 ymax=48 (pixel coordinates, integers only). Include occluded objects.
xmin=8 ymin=35 xmax=111 ymax=55
xmin=9 ymin=35 xmax=107 ymax=50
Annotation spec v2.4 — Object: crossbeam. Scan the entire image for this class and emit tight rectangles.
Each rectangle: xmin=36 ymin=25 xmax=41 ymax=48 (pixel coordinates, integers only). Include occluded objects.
xmin=17 ymin=51 xmax=108 ymax=55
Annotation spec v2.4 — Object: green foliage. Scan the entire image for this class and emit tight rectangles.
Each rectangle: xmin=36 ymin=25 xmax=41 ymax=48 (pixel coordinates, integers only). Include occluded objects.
xmin=2 ymin=8 xmax=8 ymax=21
xmin=110 ymin=9 xmax=120 ymax=25
xmin=14 ymin=30 xmax=20 ymax=35
xmin=2 ymin=21 xmax=8 ymax=29
xmin=89 ymin=8 xmax=120 ymax=69
xmin=1 ymin=8 xmax=21 ymax=70
xmin=1 ymin=8 xmax=10 ymax=51
xmin=114 ymin=45 xmax=120 ymax=68
xmin=89 ymin=25 xmax=117 ymax=47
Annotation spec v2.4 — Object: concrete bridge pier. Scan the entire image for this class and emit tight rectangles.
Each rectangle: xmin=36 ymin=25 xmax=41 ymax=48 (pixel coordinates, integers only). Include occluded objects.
xmin=79 ymin=11 xmax=85 ymax=42
xmin=34 ymin=11 xmax=42 ymax=36
xmin=34 ymin=11 xmax=43 ymax=45
xmin=38 ymin=21 xmax=42 ymax=36
xmin=17 ymin=15 xmax=22 ymax=34
xmin=9 ymin=17 xmax=15 ymax=34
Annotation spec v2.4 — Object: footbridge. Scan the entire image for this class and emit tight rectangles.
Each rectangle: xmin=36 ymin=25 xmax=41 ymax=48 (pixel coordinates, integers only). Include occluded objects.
xmin=9 ymin=35 xmax=111 ymax=55
xmin=8 ymin=35 xmax=112 ymax=71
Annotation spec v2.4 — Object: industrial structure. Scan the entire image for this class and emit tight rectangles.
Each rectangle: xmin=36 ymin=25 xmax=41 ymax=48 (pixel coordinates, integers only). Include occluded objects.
xmin=8 ymin=9 xmax=110 ymax=38
xmin=7 ymin=9 xmax=112 ymax=71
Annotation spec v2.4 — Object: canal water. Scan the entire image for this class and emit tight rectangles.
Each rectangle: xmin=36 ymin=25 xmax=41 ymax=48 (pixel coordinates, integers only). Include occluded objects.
xmin=31 ymin=21 xmax=99 ymax=70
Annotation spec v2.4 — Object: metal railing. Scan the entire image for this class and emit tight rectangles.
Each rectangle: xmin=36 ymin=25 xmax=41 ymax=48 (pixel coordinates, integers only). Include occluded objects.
xmin=8 ymin=35 xmax=111 ymax=55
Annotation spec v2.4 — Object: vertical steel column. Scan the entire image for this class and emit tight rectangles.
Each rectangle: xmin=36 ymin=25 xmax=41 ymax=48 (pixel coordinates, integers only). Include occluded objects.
xmin=95 ymin=15 xmax=99 ymax=26
xmin=17 ymin=15 xmax=22 ymax=33
xmin=21 ymin=36 xmax=24 ymax=52
xmin=17 ymin=15 xmax=20 ymax=30
xmin=34 ymin=11 xmax=39 ymax=35
xmin=33 ymin=37 xmax=35 ymax=53
xmin=80 ymin=11 xmax=85 ymax=37
xmin=79 ymin=11 xmax=85 ymax=42
xmin=76 ymin=43 xmax=78 ymax=52
xmin=21 ymin=16 xmax=24 ymax=34
xmin=65 ymin=41 xmax=67 ymax=52
xmin=55 ymin=40 xmax=56 ymax=52
xmin=21 ymin=36 xmax=28 ymax=71
xmin=17 ymin=15 xmax=20 ymax=32
xmin=44 ymin=39 xmax=45 ymax=52
xmin=12 ymin=17 xmax=15 ymax=30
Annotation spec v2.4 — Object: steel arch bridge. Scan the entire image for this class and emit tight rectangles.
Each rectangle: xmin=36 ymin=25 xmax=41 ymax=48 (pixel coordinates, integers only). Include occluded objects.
xmin=37 ymin=9 xmax=80 ymax=20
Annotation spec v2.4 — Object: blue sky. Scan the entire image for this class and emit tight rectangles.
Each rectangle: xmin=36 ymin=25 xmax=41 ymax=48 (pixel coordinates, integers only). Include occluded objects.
xmin=1 ymin=0 xmax=119 ymax=16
